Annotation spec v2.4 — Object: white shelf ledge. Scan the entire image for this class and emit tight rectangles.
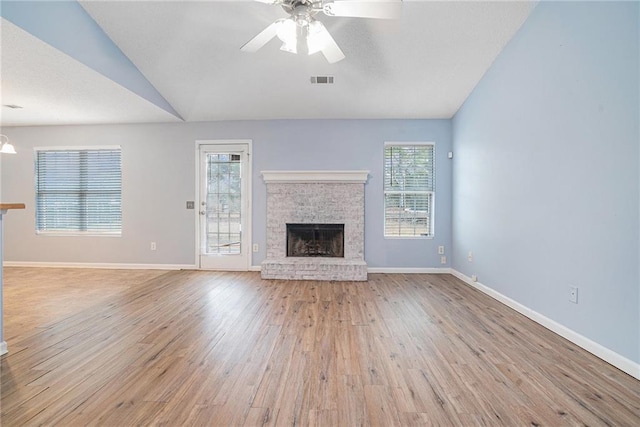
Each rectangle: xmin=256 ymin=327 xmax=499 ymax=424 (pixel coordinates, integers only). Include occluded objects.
xmin=261 ymin=170 xmax=369 ymax=184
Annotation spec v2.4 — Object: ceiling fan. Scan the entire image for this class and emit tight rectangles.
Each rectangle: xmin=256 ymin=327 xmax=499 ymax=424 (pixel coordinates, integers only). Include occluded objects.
xmin=241 ymin=0 xmax=403 ymax=64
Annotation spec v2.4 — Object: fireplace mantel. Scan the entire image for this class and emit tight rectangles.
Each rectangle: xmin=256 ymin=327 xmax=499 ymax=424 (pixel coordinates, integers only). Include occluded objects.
xmin=262 ymin=170 xmax=369 ymax=184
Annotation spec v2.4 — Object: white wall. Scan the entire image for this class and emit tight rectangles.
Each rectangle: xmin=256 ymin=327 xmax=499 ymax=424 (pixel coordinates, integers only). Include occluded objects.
xmin=0 ymin=119 xmax=452 ymax=269
xmin=452 ymin=1 xmax=639 ymax=365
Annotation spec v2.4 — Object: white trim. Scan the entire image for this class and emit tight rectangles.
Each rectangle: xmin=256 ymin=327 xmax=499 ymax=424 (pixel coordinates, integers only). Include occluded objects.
xmin=33 ymin=145 xmax=121 ymax=152
xmin=249 ymin=265 xmax=262 ymax=272
xmin=384 ymin=190 xmax=433 ymax=195
xmin=195 ymin=140 xmax=253 ymax=271
xmin=384 ymin=141 xmax=435 ymax=147
xmin=194 ymin=141 xmax=200 ymax=268
xmin=450 ymin=269 xmax=640 ymax=380
xmin=261 ymin=170 xmax=369 ymax=184
xmin=0 ymin=341 xmax=7 ymax=356
xmin=34 ymin=146 xmax=123 ymax=236
xmin=3 ymin=261 xmax=194 ymax=270
xmin=383 ymin=142 xmax=436 ymax=239
xmin=368 ymin=267 xmax=451 ymax=274
xmin=384 ymin=235 xmax=435 ymax=240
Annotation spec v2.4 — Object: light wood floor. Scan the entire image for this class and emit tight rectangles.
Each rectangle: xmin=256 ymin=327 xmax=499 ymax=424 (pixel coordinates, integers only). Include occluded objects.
xmin=1 ymin=268 xmax=638 ymax=426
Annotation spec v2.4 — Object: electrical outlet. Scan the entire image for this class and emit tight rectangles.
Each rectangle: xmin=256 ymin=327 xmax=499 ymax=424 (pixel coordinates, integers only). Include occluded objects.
xmin=468 ymin=251 xmax=474 ymax=262
xmin=438 ymin=246 xmax=445 ymax=255
xmin=471 ymin=274 xmax=478 ymax=282
xmin=252 ymin=244 xmax=259 ymax=253
xmin=569 ymin=286 xmax=578 ymax=303
xmin=440 ymin=255 xmax=447 ymax=264
xmin=150 ymin=242 xmax=156 ymax=251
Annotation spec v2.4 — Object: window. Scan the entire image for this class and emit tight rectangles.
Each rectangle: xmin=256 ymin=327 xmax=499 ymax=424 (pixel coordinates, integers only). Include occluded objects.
xmin=35 ymin=147 xmax=122 ymax=235
xmin=384 ymin=143 xmax=434 ymax=237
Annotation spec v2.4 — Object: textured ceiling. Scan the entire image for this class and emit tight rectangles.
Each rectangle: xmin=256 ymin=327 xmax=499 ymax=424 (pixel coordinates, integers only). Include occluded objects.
xmin=0 ymin=1 xmax=536 ymax=126
xmin=0 ymin=19 xmax=181 ymax=126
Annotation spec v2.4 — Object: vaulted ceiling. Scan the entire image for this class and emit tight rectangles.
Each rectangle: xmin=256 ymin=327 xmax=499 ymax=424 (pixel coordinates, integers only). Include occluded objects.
xmin=0 ymin=1 xmax=536 ymax=126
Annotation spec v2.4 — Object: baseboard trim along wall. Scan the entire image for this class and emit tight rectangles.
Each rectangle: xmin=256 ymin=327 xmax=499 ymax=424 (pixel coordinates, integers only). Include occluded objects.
xmin=0 ymin=341 xmax=7 ymax=356
xmin=450 ymin=269 xmax=640 ymax=380
xmin=3 ymin=264 xmax=452 ymax=275
xmin=3 ymin=261 xmax=196 ymax=270
xmin=367 ymin=267 xmax=451 ymax=274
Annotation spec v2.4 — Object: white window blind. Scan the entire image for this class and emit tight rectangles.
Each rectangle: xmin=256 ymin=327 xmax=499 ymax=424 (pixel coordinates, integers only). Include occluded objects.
xmin=35 ymin=148 xmax=122 ymax=235
xmin=384 ymin=143 xmax=434 ymax=237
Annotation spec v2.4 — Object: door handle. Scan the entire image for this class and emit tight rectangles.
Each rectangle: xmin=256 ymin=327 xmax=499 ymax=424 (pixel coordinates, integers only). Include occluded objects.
xmin=200 ymin=210 xmax=206 ymax=215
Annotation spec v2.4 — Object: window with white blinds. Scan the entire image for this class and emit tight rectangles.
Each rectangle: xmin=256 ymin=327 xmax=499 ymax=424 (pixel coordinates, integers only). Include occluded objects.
xmin=384 ymin=143 xmax=434 ymax=237
xmin=35 ymin=147 xmax=122 ymax=235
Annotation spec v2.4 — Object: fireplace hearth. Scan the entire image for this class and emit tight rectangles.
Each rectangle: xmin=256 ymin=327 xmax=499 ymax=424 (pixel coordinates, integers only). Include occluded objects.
xmin=287 ymin=224 xmax=344 ymax=258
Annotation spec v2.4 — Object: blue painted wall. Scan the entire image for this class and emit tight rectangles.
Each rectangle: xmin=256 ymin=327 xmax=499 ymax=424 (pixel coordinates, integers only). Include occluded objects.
xmin=452 ymin=1 xmax=639 ymax=363
xmin=0 ymin=119 xmax=452 ymax=269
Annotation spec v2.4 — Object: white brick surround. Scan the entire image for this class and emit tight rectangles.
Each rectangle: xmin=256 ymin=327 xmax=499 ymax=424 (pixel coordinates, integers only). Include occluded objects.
xmin=261 ymin=171 xmax=368 ymax=281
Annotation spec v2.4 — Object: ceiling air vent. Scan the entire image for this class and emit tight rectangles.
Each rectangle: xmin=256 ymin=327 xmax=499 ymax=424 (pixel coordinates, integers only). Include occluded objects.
xmin=310 ymin=76 xmax=334 ymax=84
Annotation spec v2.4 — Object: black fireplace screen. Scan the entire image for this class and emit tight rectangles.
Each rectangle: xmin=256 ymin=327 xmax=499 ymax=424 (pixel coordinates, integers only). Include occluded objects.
xmin=286 ymin=224 xmax=345 ymax=257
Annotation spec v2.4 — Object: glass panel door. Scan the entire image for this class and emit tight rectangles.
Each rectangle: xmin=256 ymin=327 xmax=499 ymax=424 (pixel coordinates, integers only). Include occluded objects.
xmin=198 ymin=143 xmax=250 ymax=270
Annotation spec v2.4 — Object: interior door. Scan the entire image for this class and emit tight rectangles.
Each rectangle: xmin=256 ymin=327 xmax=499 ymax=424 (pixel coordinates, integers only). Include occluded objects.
xmin=198 ymin=143 xmax=251 ymax=270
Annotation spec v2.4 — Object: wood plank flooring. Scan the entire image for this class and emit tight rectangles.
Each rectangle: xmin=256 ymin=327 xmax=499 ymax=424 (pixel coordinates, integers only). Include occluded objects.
xmin=1 ymin=268 xmax=638 ymax=426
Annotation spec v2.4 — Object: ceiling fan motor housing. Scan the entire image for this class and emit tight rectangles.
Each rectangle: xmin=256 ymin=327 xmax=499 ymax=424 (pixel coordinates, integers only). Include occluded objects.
xmin=283 ymin=1 xmax=320 ymax=27
xmin=243 ymin=0 xmax=401 ymax=64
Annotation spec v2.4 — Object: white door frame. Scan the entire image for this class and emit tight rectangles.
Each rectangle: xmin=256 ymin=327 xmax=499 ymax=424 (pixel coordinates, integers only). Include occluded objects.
xmin=195 ymin=140 xmax=252 ymax=270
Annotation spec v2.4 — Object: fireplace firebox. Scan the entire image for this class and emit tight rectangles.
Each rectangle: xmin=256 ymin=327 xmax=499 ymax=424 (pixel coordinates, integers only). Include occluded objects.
xmin=286 ymin=224 xmax=344 ymax=258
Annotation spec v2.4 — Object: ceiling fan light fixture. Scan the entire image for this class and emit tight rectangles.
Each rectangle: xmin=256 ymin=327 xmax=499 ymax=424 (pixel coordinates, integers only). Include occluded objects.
xmin=307 ymin=20 xmax=330 ymax=55
xmin=277 ymin=18 xmax=298 ymax=53
xmin=280 ymin=39 xmax=298 ymax=54
xmin=243 ymin=0 xmax=402 ymax=62
xmin=0 ymin=135 xmax=17 ymax=154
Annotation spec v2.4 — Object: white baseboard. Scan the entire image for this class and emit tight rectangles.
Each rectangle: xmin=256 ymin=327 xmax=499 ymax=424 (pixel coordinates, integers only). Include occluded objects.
xmin=0 ymin=341 xmax=7 ymax=356
xmin=3 ymin=261 xmax=196 ymax=270
xmin=249 ymin=265 xmax=262 ymax=272
xmin=450 ymin=269 xmax=640 ymax=380
xmin=368 ymin=267 xmax=452 ymax=274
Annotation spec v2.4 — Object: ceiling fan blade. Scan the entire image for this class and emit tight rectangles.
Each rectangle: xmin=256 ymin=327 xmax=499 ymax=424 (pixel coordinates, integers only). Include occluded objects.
xmin=318 ymin=28 xmax=345 ymax=64
xmin=322 ymin=40 xmax=345 ymax=64
xmin=323 ymin=0 xmax=402 ymax=19
xmin=240 ymin=21 xmax=281 ymax=53
xmin=307 ymin=20 xmax=345 ymax=63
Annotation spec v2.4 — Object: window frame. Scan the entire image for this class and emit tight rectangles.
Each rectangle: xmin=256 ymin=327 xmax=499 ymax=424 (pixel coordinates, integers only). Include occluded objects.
xmin=34 ymin=145 xmax=123 ymax=237
xmin=383 ymin=142 xmax=435 ymax=239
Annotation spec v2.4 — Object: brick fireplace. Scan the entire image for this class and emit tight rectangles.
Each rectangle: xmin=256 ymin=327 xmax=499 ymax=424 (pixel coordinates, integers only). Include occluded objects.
xmin=261 ymin=171 xmax=368 ymax=281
